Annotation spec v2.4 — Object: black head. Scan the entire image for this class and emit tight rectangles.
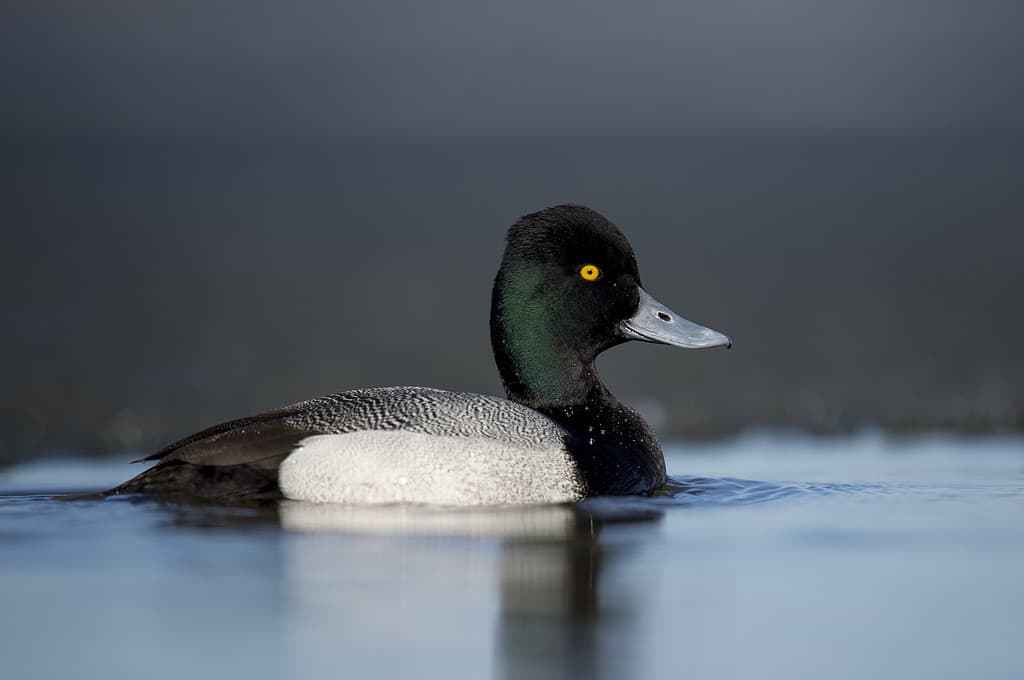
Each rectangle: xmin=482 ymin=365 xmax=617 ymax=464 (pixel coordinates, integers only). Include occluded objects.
xmin=490 ymin=204 xmax=730 ymax=407
xmin=497 ymin=204 xmax=642 ymax=355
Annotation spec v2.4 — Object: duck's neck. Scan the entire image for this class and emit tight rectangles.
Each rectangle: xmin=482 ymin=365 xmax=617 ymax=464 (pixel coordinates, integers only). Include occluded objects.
xmin=490 ymin=268 xmax=602 ymax=408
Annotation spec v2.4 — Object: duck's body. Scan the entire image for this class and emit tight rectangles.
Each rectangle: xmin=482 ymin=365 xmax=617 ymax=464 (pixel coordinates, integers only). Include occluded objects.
xmin=114 ymin=385 xmax=663 ymax=504
xmin=111 ymin=205 xmax=730 ymax=505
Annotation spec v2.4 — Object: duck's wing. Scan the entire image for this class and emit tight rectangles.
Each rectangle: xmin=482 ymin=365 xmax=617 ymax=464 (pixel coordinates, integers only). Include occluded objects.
xmin=108 ymin=387 xmax=567 ymax=501
xmin=133 ymin=401 xmax=316 ymax=467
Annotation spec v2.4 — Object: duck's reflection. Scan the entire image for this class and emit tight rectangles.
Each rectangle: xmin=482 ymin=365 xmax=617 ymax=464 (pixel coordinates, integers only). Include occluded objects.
xmin=152 ymin=497 xmax=664 ymax=680
xmin=278 ymin=501 xmax=586 ymax=539
xmin=495 ymin=512 xmax=603 ymax=680
xmin=495 ymin=504 xmax=662 ymax=680
xmin=277 ymin=500 xmax=661 ymax=680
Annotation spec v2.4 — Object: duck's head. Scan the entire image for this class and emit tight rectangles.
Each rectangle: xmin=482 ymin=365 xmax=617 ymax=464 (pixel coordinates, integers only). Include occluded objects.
xmin=491 ymin=204 xmax=731 ymax=407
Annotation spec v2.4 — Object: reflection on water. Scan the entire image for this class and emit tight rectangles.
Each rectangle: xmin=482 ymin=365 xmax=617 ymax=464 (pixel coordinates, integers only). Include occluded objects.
xmin=279 ymin=502 xmax=589 ymax=539
xmin=496 ymin=519 xmax=604 ymax=680
xmin=1 ymin=433 xmax=1023 ymax=680
xmin=279 ymin=500 xmax=662 ymax=680
xmin=275 ymin=501 xmax=653 ymax=680
xmin=178 ymin=497 xmax=658 ymax=680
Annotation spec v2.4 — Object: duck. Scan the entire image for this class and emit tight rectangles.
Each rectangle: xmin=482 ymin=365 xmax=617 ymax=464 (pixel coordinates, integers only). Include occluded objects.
xmin=110 ymin=205 xmax=731 ymax=505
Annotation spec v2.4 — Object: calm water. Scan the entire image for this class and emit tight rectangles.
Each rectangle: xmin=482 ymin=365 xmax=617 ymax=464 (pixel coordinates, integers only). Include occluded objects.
xmin=1 ymin=432 xmax=1022 ymax=680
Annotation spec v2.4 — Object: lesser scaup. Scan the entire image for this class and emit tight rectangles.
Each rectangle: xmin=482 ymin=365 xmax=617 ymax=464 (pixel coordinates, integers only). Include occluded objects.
xmin=110 ymin=205 xmax=731 ymax=504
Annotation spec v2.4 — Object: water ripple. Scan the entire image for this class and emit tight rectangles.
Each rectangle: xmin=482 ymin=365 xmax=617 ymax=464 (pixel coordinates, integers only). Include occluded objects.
xmin=657 ymin=475 xmax=893 ymax=506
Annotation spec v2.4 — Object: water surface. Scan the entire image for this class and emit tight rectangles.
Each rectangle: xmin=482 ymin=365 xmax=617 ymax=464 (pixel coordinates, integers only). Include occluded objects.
xmin=1 ymin=432 xmax=1022 ymax=679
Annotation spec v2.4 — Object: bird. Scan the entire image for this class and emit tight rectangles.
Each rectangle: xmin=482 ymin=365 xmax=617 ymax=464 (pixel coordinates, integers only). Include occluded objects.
xmin=109 ymin=204 xmax=731 ymax=505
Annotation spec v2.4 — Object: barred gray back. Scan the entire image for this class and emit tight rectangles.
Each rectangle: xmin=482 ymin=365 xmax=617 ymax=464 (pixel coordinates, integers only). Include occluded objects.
xmin=284 ymin=387 xmax=568 ymax=447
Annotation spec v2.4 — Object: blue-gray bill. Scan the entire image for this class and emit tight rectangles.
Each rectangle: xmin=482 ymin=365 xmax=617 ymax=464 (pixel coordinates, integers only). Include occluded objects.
xmin=619 ymin=287 xmax=732 ymax=349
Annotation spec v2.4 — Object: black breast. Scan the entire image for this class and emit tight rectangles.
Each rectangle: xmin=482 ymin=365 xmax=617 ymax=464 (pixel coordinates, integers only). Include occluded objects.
xmin=539 ymin=399 xmax=666 ymax=496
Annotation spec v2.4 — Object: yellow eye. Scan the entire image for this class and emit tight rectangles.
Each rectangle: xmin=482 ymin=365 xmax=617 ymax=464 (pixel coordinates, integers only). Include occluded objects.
xmin=579 ymin=264 xmax=601 ymax=281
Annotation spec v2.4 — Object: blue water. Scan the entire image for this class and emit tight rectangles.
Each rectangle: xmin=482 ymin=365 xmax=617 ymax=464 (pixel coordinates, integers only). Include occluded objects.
xmin=1 ymin=432 xmax=1022 ymax=680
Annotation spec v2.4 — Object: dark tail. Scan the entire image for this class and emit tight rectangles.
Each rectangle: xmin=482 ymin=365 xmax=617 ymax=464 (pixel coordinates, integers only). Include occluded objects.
xmin=105 ymin=460 xmax=284 ymax=502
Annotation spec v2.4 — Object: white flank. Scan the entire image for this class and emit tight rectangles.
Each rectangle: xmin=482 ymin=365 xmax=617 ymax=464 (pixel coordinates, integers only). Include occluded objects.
xmin=278 ymin=431 xmax=584 ymax=506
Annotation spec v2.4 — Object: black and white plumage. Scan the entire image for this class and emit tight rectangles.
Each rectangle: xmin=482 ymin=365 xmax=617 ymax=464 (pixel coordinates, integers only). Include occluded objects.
xmin=116 ymin=387 xmax=582 ymax=504
xmin=109 ymin=205 xmax=731 ymax=505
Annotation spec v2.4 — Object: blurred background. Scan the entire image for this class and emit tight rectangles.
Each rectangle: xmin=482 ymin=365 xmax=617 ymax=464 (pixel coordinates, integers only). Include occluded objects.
xmin=2 ymin=0 xmax=1023 ymax=463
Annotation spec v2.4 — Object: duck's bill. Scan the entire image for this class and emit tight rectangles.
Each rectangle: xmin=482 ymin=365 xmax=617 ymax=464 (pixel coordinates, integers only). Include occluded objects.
xmin=619 ymin=287 xmax=732 ymax=349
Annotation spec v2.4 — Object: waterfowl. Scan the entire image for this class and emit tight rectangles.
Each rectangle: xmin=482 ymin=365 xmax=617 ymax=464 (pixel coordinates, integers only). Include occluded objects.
xmin=111 ymin=205 xmax=731 ymax=505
